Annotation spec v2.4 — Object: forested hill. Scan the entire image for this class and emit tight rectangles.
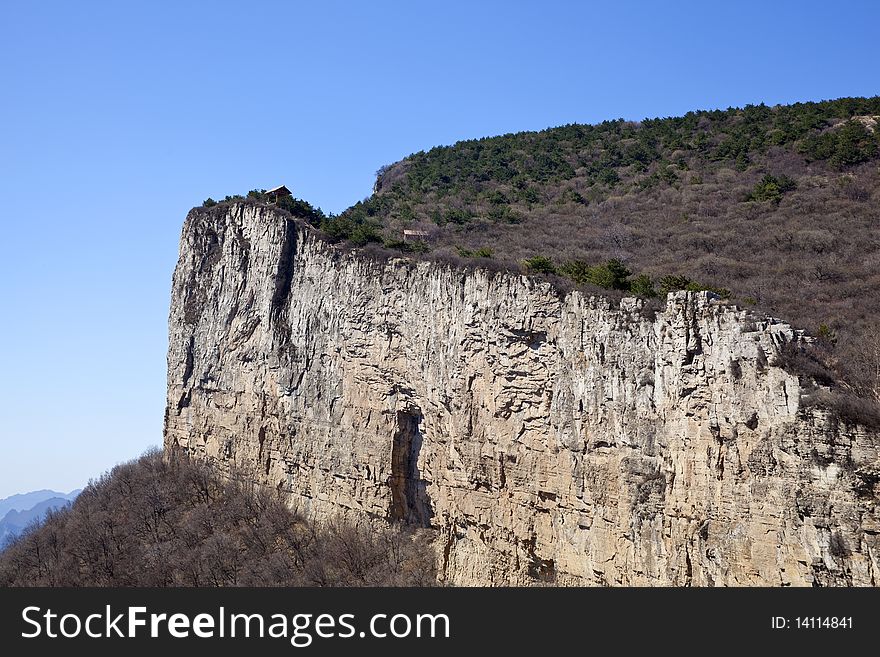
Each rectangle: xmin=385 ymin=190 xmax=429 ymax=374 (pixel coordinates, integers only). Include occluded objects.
xmin=0 ymin=451 xmax=434 ymax=586
xmin=315 ymin=97 xmax=880 ymax=406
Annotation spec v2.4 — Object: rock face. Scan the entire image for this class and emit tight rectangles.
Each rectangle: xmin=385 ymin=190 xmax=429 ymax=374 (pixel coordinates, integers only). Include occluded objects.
xmin=165 ymin=202 xmax=880 ymax=586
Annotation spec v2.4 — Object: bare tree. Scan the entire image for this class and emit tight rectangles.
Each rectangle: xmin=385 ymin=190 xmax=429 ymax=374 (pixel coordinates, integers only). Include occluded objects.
xmin=0 ymin=451 xmax=437 ymax=587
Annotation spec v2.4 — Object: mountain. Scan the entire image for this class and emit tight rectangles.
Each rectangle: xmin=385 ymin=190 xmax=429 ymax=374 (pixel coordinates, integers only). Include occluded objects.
xmin=307 ymin=96 xmax=879 ymax=405
xmin=0 ymin=490 xmax=80 ymax=546
xmin=0 ymin=497 xmax=71 ymax=545
xmin=13 ymin=97 xmax=877 ymax=587
xmin=163 ymin=201 xmax=880 ymax=585
xmin=0 ymin=489 xmax=79 ymax=518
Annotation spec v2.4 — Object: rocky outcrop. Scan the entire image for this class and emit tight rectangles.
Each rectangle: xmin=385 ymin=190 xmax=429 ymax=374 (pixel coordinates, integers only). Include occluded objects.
xmin=164 ymin=202 xmax=880 ymax=586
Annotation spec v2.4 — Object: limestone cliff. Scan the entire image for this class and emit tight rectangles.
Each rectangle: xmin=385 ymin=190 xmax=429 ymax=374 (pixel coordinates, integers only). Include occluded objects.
xmin=164 ymin=202 xmax=880 ymax=586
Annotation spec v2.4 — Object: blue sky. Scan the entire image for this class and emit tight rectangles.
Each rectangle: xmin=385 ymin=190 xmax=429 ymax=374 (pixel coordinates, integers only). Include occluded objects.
xmin=1 ymin=0 xmax=878 ymax=498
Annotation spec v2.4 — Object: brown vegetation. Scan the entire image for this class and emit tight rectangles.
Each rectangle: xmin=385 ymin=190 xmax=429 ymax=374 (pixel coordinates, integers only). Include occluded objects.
xmin=0 ymin=450 xmax=436 ymax=586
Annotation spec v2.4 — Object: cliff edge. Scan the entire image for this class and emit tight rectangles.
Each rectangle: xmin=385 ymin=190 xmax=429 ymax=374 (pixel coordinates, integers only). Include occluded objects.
xmin=165 ymin=202 xmax=880 ymax=585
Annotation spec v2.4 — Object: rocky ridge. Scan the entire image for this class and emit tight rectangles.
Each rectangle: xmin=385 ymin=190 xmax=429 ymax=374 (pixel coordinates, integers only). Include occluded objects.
xmin=164 ymin=202 xmax=880 ymax=586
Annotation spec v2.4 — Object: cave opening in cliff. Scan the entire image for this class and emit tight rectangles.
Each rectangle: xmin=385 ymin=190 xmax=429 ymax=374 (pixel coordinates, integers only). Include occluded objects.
xmin=389 ymin=409 xmax=433 ymax=527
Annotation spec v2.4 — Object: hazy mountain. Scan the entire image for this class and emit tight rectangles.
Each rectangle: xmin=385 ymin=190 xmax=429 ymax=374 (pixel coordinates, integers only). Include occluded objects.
xmin=0 ymin=497 xmax=73 ymax=545
xmin=0 ymin=489 xmax=81 ymax=546
xmin=0 ymin=489 xmax=80 ymax=518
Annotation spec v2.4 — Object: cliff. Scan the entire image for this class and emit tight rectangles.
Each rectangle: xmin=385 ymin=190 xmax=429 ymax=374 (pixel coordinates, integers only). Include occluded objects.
xmin=164 ymin=202 xmax=880 ymax=586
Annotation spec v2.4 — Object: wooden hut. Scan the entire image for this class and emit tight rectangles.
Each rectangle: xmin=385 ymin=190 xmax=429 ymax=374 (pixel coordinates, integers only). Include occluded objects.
xmin=266 ymin=185 xmax=292 ymax=204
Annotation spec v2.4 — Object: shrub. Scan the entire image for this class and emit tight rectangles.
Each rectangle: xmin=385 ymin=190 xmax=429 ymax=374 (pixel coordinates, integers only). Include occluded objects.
xmin=830 ymin=120 xmax=879 ymax=167
xmin=655 ymin=275 xmax=729 ymax=298
xmin=561 ymin=188 xmax=587 ymax=205
xmin=557 ymin=259 xmax=633 ymax=291
xmin=202 ymin=198 xmax=217 ymax=208
xmin=523 ymin=255 xmax=557 ymax=274
xmin=817 ymin=323 xmax=837 ymax=344
xmin=518 ymin=186 xmax=541 ymax=204
xmin=747 ymin=174 xmax=797 ymax=203
xmin=630 ymin=273 xmax=657 ymax=297
xmin=458 ymin=247 xmax=493 ymax=258
xmin=277 ymin=195 xmax=326 ymax=226
xmin=319 ymin=216 xmax=382 ymax=246
xmin=801 ymin=119 xmax=879 ymax=168
xmin=658 ymin=275 xmax=693 ymax=296
xmin=386 ymin=239 xmax=429 ymax=254
xmin=349 ymin=223 xmax=384 ymax=246
xmin=485 ymin=190 xmax=509 ymax=205
xmin=588 ymin=259 xmax=632 ymax=290
xmin=319 ymin=216 xmax=355 ymax=242
xmin=557 ymin=259 xmax=592 ymax=284
xmin=436 ymin=208 xmax=472 ymax=226
xmin=596 ymin=168 xmax=620 ymax=186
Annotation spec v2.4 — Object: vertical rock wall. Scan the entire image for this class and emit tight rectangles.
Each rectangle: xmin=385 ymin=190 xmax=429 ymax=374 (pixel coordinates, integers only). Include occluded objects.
xmin=165 ymin=203 xmax=880 ymax=586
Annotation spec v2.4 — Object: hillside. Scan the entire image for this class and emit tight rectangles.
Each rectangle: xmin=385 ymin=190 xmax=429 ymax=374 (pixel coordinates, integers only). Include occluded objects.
xmin=311 ymin=97 xmax=879 ymax=404
xmin=0 ymin=451 xmax=435 ymax=586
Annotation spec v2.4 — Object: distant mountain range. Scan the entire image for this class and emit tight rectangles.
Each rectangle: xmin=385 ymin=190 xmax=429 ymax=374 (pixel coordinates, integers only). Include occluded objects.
xmin=0 ymin=489 xmax=80 ymax=546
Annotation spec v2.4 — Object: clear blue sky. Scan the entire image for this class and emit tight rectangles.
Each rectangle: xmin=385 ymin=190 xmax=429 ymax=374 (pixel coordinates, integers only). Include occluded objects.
xmin=1 ymin=0 xmax=877 ymax=498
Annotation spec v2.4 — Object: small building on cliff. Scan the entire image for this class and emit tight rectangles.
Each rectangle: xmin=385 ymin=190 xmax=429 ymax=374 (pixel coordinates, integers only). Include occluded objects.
xmin=266 ymin=185 xmax=291 ymax=204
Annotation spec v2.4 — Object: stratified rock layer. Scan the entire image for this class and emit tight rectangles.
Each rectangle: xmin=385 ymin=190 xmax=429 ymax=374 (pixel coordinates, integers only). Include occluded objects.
xmin=165 ymin=203 xmax=880 ymax=585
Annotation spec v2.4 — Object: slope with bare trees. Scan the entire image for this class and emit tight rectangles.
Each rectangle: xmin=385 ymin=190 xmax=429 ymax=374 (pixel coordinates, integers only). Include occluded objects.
xmin=0 ymin=450 xmax=435 ymax=586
